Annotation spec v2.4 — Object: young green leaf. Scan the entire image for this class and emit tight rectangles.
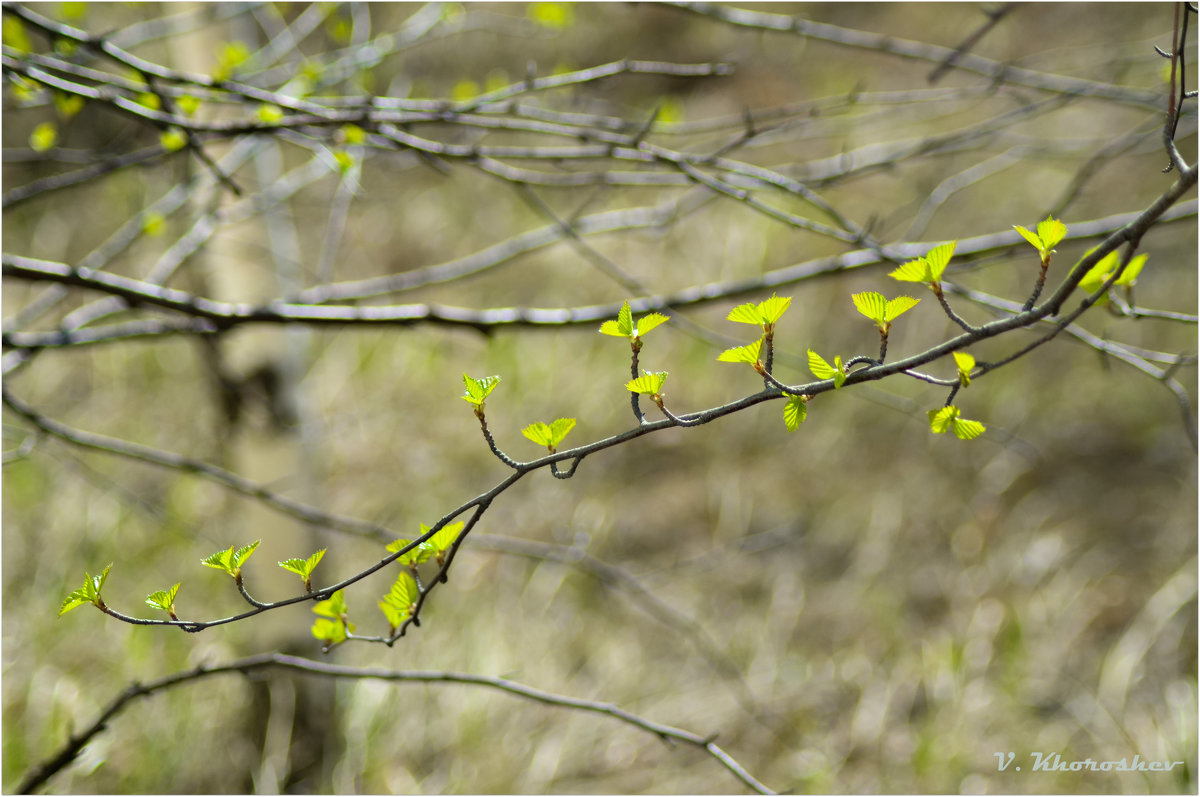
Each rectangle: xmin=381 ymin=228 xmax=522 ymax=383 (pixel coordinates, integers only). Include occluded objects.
xmin=952 ymin=351 xmax=976 ymax=386
xmin=58 ymin=564 xmax=113 ymax=616
xmin=634 ymin=312 xmax=670 ymax=337
xmin=379 ymin=570 xmax=419 ymax=631
xmin=279 ymin=549 xmax=326 ymax=590
xmin=1037 ymin=216 xmax=1067 ymax=250
xmin=423 ymin=521 xmax=465 ymax=562
xmin=202 ymin=540 xmax=261 ymax=577
xmin=807 ymin=350 xmax=846 ymax=388
xmin=386 ymin=538 xmax=435 ymax=567
xmin=461 ymin=373 xmax=500 ymax=407
xmin=1079 ymin=250 xmax=1149 ymax=297
xmin=851 ymin=291 xmax=888 ymax=326
xmin=626 ymin=370 xmax=668 ymax=396
xmin=145 ymin=583 xmax=181 ymax=617
xmin=952 ymin=417 xmax=986 ymax=440
xmin=783 ymin=394 xmax=807 ymax=432
xmin=890 ymin=242 xmax=956 ymax=286
xmin=313 ymin=590 xmax=352 ymax=626
xmin=1014 ymin=216 xmax=1067 ymax=257
xmin=726 ymin=294 xmax=792 ymax=328
xmin=599 ymin=302 xmax=670 ymax=340
xmin=521 ymin=418 xmax=576 ymax=451
xmin=599 ymin=301 xmax=634 ymax=337
xmin=885 ymin=295 xmax=921 ymax=322
xmin=716 ymin=336 xmax=764 ymax=365
xmin=928 ymin=405 xmax=986 ymax=440
xmin=311 ymin=589 xmax=355 ymax=649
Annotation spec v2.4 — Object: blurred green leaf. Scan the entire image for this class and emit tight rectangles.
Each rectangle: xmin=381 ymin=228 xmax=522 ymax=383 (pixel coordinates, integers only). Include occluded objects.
xmin=29 ymin=122 xmax=58 ymax=152
xmin=159 ymin=128 xmax=187 ymax=152
xmin=953 ymin=351 xmax=975 ymax=386
xmin=528 ymin=2 xmax=574 ymax=29
xmin=3 ymin=16 xmax=31 ymax=53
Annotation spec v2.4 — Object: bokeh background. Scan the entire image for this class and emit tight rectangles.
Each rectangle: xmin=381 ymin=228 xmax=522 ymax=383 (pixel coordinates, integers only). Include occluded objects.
xmin=3 ymin=2 xmax=1197 ymax=793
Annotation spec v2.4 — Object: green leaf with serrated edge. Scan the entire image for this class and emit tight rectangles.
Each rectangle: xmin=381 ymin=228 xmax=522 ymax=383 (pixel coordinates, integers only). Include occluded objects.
xmin=234 ymin=540 xmax=260 ymax=569
xmin=885 ymin=296 xmax=920 ymax=322
xmin=626 ymin=370 xmax=668 ymax=395
xmin=808 ymin=349 xmax=835 ymax=379
xmin=889 ymin=258 xmax=933 ymax=284
xmin=59 ymin=591 xmax=91 ymax=616
xmin=387 ymin=571 xmax=419 ymax=612
xmin=146 ymin=583 xmax=180 ymax=612
xmin=386 ymin=538 xmax=434 ymax=566
xmin=1036 ymin=216 xmax=1067 ymax=250
xmin=280 ymin=549 xmax=325 ymax=578
xmin=783 ymin=395 xmax=807 ymax=432
xmin=522 ymin=422 xmax=552 ymax=447
xmin=953 ymin=351 xmax=975 ymax=386
xmin=279 ymin=558 xmax=308 ymax=576
xmin=923 ymin=242 xmax=955 ymax=280
xmin=461 ymin=373 xmax=499 ymax=406
xmin=202 ymin=547 xmax=235 ymax=574
xmin=952 ymin=417 xmax=986 ymax=440
xmin=928 ymin=405 xmax=958 ymax=434
xmin=93 ymin=563 xmax=112 ymax=594
xmin=425 ymin=521 xmax=465 ymax=553
xmin=634 ymin=312 xmax=669 ymax=337
xmin=548 ymin=418 xmax=575 ymax=446
xmin=726 ymin=302 xmax=764 ymax=325
xmin=808 ymin=350 xmax=846 ymax=387
xmin=1014 ymin=225 xmax=1043 ymax=253
xmin=852 ymin=292 xmax=887 ymax=325
xmin=717 ymin=337 xmax=763 ymax=364
xmin=760 ymin=295 xmax=791 ymax=324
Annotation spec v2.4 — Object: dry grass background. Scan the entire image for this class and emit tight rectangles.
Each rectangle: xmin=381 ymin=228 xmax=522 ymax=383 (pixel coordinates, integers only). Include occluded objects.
xmin=2 ymin=2 xmax=1196 ymax=793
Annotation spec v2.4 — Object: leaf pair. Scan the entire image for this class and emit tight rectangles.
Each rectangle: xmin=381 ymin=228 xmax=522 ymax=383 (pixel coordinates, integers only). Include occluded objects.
xmin=1014 ymin=216 xmax=1067 ymax=259
xmin=312 ymin=590 xmax=354 ymax=648
xmin=386 ymin=522 xmax=465 ymax=568
xmin=461 ymin=374 xmax=500 ymax=410
xmin=599 ymin=301 xmax=669 ymax=342
xmin=851 ymin=291 xmax=919 ymax=333
xmin=928 ymin=405 xmax=986 ymax=440
xmin=726 ymin=294 xmax=791 ymax=330
xmin=58 ymin=564 xmax=113 ymax=617
xmin=522 ymin=418 xmax=576 ymax=452
xmin=890 ymin=242 xmax=957 ymax=286
xmin=626 ymin=370 xmax=668 ymax=398
xmin=279 ymin=549 xmax=327 ymax=592
xmin=201 ymin=540 xmax=261 ymax=579
xmin=379 ymin=571 xmax=419 ymax=631
xmin=1078 ymin=249 xmax=1147 ymax=298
